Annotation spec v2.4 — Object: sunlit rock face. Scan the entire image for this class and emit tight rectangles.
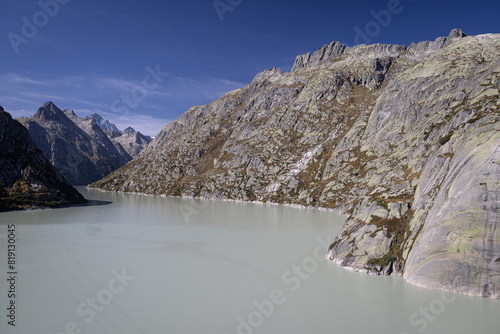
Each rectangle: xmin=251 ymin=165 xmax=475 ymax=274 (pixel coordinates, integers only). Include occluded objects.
xmin=90 ymin=30 xmax=500 ymax=297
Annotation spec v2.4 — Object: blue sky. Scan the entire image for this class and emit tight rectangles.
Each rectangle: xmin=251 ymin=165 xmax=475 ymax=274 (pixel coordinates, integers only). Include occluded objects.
xmin=1 ymin=0 xmax=499 ymax=136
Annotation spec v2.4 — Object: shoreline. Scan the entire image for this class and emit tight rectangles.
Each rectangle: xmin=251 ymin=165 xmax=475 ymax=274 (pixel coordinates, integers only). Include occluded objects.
xmin=84 ymin=186 xmax=349 ymax=217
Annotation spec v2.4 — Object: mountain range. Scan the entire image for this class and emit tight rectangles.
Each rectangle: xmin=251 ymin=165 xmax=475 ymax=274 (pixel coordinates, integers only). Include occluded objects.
xmin=89 ymin=29 xmax=500 ymax=298
xmin=86 ymin=113 xmax=153 ymax=158
xmin=18 ymin=102 xmax=151 ymax=185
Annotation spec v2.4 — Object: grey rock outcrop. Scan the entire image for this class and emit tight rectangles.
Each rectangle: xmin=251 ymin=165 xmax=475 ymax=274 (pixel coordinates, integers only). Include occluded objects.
xmin=0 ymin=109 xmax=86 ymax=211
xmin=292 ymin=41 xmax=346 ymax=71
xmin=90 ymin=30 xmax=500 ymax=298
xmin=407 ymin=28 xmax=468 ymax=57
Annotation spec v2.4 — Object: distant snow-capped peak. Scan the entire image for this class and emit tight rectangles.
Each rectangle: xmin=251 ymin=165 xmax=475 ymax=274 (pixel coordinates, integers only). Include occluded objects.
xmin=88 ymin=113 xmax=119 ymax=132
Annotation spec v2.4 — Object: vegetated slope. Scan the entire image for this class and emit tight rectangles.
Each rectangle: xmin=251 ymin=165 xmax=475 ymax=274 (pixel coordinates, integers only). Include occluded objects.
xmin=0 ymin=109 xmax=86 ymax=211
xmin=90 ymin=29 xmax=500 ymax=298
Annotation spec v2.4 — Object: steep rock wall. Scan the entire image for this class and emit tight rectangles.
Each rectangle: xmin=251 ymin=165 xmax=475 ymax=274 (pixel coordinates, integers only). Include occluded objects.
xmin=90 ymin=30 xmax=500 ymax=297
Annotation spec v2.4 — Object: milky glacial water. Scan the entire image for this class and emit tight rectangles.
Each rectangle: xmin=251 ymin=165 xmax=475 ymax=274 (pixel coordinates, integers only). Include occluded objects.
xmin=0 ymin=188 xmax=499 ymax=334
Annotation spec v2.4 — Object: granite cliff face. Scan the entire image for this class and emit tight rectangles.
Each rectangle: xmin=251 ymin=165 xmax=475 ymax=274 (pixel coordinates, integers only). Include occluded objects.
xmin=18 ymin=102 xmax=132 ymax=185
xmin=0 ymin=109 xmax=86 ymax=211
xmin=90 ymin=30 xmax=500 ymax=298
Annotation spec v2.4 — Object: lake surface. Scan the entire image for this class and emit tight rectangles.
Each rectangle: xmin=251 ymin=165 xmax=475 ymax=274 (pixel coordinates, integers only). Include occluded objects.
xmin=0 ymin=188 xmax=499 ymax=334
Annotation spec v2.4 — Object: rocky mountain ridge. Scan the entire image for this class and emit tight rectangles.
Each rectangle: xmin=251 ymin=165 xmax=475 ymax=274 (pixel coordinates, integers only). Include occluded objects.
xmin=18 ymin=102 xmax=131 ymax=185
xmin=75 ymin=112 xmax=152 ymax=158
xmin=90 ymin=29 xmax=500 ymax=298
xmin=0 ymin=109 xmax=86 ymax=211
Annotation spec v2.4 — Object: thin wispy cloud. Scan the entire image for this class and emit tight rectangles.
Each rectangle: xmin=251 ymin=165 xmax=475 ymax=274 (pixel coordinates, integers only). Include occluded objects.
xmin=17 ymin=91 xmax=66 ymax=101
xmin=93 ymin=77 xmax=140 ymax=91
xmin=3 ymin=73 xmax=46 ymax=85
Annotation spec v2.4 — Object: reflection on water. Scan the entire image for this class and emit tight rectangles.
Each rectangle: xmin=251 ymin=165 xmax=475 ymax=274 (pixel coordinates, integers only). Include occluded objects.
xmin=84 ymin=199 xmax=113 ymax=207
xmin=0 ymin=188 xmax=498 ymax=334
